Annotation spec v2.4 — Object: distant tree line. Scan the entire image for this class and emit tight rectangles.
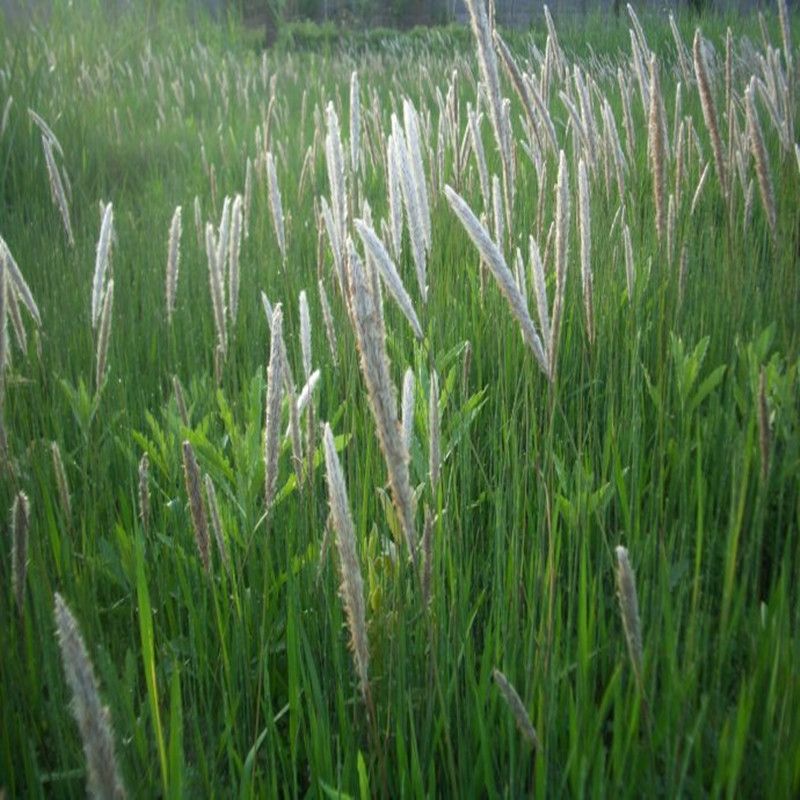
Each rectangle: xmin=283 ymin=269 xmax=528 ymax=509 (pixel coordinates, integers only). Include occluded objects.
xmin=223 ymin=0 xmax=786 ymax=42
xmin=237 ymin=0 xmax=453 ymax=30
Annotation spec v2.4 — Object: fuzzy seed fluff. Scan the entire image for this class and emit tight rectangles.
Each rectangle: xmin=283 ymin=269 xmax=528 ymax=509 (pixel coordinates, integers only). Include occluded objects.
xmin=54 ymin=593 xmax=127 ymax=799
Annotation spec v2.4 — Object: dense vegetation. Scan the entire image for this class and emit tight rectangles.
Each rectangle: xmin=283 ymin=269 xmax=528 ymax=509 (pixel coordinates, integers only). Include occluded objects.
xmin=1 ymin=1 xmax=798 ymax=796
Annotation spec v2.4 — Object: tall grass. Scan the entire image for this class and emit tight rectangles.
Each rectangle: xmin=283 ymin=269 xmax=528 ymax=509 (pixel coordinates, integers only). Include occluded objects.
xmin=1 ymin=1 xmax=799 ymax=797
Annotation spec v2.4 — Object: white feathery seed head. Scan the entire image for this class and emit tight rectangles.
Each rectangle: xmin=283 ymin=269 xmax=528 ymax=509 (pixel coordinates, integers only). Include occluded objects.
xmin=266 ymin=152 xmax=286 ymax=262
xmin=321 ymin=422 xmax=370 ymax=704
xmin=392 ymin=114 xmax=428 ymax=303
xmin=92 ymin=202 xmax=114 ymax=330
xmin=550 ymin=150 xmax=570 ymax=379
xmin=0 ymin=235 xmax=41 ymax=327
xmin=264 ymin=303 xmax=284 ymax=511
xmin=577 ymin=158 xmax=594 ymax=345
xmin=350 ymin=71 xmax=361 ymax=176
xmin=428 ymin=370 xmax=440 ymax=494
xmin=529 ymin=235 xmax=550 ymax=355
xmin=745 ymin=77 xmax=777 ymax=240
xmin=299 ymin=289 xmax=312 ymax=380
xmin=445 ymin=185 xmax=549 ymax=379
xmin=166 ymin=205 xmax=182 ymax=323
xmin=493 ymin=668 xmax=540 ymax=750
xmin=346 ymin=239 xmax=417 ymax=558
xmin=401 ymin=368 xmax=415 ymax=457
xmin=95 ymin=278 xmax=114 ymax=389
xmin=318 ymin=279 xmax=338 ymax=366
xmin=354 ymin=218 xmax=423 ymax=340
xmin=41 ymin=135 xmax=74 ymax=246
xmin=615 ymin=545 xmax=644 ymax=689
xmin=54 ymin=593 xmax=127 ymax=799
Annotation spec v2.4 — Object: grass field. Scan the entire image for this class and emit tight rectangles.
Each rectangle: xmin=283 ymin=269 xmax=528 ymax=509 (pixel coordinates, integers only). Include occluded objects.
xmin=1 ymin=1 xmax=799 ymax=796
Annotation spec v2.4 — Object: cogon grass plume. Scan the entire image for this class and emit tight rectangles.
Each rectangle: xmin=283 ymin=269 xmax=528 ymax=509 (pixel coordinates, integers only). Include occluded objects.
xmin=529 ymin=236 xmax=550 ymax=352
xmin=325 ymin=103 xmax=348 ymax=253
xmin=354 ymin=219 xmax=423 ymax=341
xmin=421 ymin=505 xmax=434 ymax=607
xmin=345 ymin=240 xmax=417 ymax=560
xmin=41 ymin=134 xmax=75 ymax=247
xmin=618 ymin=67 xmax=636 ymax=161
xmin=403 ymin=98 xmax=431 ymax=253
xmin=138 ymin=453 xmax=150 ymax=533
xmin=243 ymin=157 xmax=253 ymax=239
xmin=402 ymin=368 xmax=415 ymax=456
xmin=648 ymin=57 xmax=666 ymax=242
xmin=392 ymin=116 xmax=428 ymax=303
xmin=444 ymin=185 xmax=549 ymax=379
xmin=11 ymin=490 xmax=30 ymax=613
xmin=725 ymin=30 xmax=733 ymax=151
xmin=1 ymin=95 xmax=12 ymax=139
xmin=513 ymin=248 xmax=528 ymax=314
xmin=627 ymin=3 xmax=650 ymax=63
xmin=7 ymin=276 xmax=28 ymax=357
xmin=92 ymin=202 xmax=114 ymax=330
xmin=194 ymin=196 xmax=203 ymax=249
xmin=51 ymin=441 xmax=71 ymax=520
xmin=165 ymin=205 xmax=181 ymax=324
xmin=428 ymin=370 xmax=440 ymax=495
xmin=261 ymin=291 xmax=273 ymax=330
xmin=463 ymin=0 xmax=514 ymax=232
xmin=386 ymin=131 xmax=404 ymax=260
xmin=615 ymin=546 xmax=644 ymax=693
xmin=319 ymin=196 xmax=345 ymax=296
xmin=215 ymin=197 xmax=232 ymax=295
xmin=321 ymin=422 xmax=371 ymax=709
xmin=0 ymin=235 xmax=41 ymax=328
xmin=95 ymin=279 xmax=114 ymax=391
xmin=744 ymin=77 xmax=777 ymax=241
xmin=693 ymin=31 xmax=728 ymax=202
xmin=577 ymin=158 xmax=594 ymax=345
xmin=492 ymin=668 xmax=540 ymax=751
xmin=28 ymin=108 xmax=64 ymax=157
xmin=669 ymin=13 xmax=692 ymax=86
xmin=667 ymin=193 xmax=676 ymax=265
xmin=350 ymin=71 xmax=361 ymax=178
xmin=494 ymin=30 xmax=546 ymax=159
xmin=206 ymin=222 xmax=227 ymax=357
xmin=629 ymin=30 xmax=650 ymax=119
xmin=173 ymin=375 xmax=190 ymax=427
xmin=744 ymin=178 xmax=755 ymax=231
xmin=228 ymin=195 xmax=243 ymax=325
xmin=204 ymin=474 xmax=230 ymax=573
xmin=285 ymin=369 xmax=322 ymax=440
xmin=690 ymin=162 xmax=711 ymax=216
xmin=281 ymin=347 xmax=305 ymax=488
xmin=266 ymin=152 xmax=286 ymax=264
xmin=550 ymin=150 xmax=570 ymax=380
xmin=182 ymin=440 xmax=211 ymax=572
xmin=299 ymin=289 xmax=312 ymax=381
xmin=674 ymin=117 xmax=685 ymax=206
xmin=263 ymin=303 xmax=284 ymax=512
xmin=296 ymin=370 xmax=321 ymax=420
xmin=777 ymin=0 xmax=793 ymax=75
xmin=492 ymin=174 xmax=504 ymax=250
xmin=53 ymin=593 xmax=127 ymax=800
xmin=467 ymin=103 xmax=491 ymax=212
xmin=318 ymin=279 xmax=338 ymax=366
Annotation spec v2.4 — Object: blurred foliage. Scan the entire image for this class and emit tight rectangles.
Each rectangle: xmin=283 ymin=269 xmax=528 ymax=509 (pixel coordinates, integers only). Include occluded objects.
xmin=239 ymin=0 xmax=451 ymax=28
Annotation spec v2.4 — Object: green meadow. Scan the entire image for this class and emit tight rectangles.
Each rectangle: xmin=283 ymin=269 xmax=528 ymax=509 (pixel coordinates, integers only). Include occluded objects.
xmin=1 ymin=2 xmax=799 ymax=796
